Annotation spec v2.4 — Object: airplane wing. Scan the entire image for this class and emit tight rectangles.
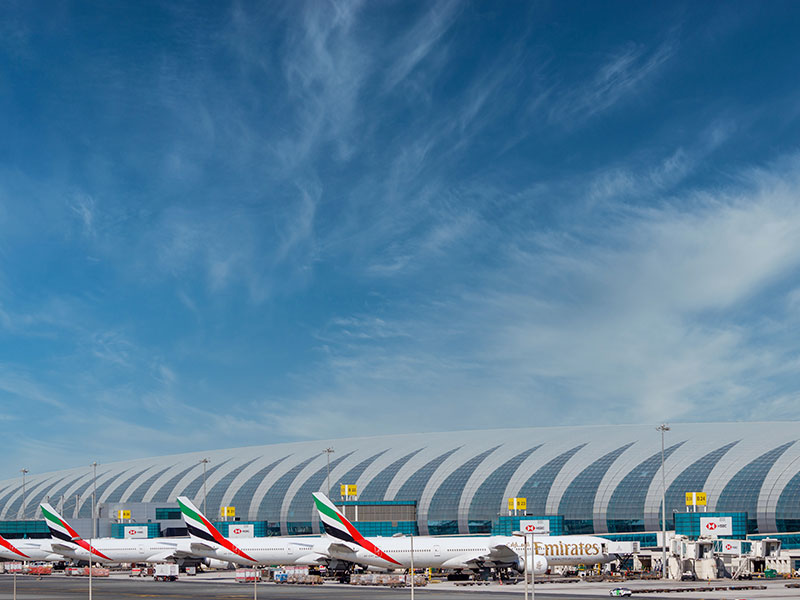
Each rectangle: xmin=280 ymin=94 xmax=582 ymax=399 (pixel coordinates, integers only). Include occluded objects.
xmin=190 ymin=541 xmax=218 ymax=553
xmin=293 ymin=552 xmax=331 ymax=566
xmin=145 ymin=550 xmax=183 ymax=563
xmin=486 ymin=543 xmax=520 ymax=563
xmin=460 ymin=543 xmax=520 ymax=568
xmin=50 ymin=543 xmax=78 ymax=554
xmin=325 ymin=541 xmax=359 ymax=556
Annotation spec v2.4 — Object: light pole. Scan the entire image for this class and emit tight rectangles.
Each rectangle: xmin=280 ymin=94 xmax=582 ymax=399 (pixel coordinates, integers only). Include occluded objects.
xmin=200 ymin=458 xmax=210 ymax=516
xmin=90 ymin=462 xmax=98 ymax=538
xmin=322 ymin=448 xmax=334 ymax=495
xmin=410 ymin=533 xmax=415 ymax=600
xmin=657 ymin=423 xmax=670 ymax=580
xmin=525 ymin=533 xmax=529 ymax=600
xmin=89 ymin=461 xmax=98 ymax=600
xmin=513 ymin=530 xmax=531 ymax=600
xmin=20 ymin=469 xmax=28 ymax=520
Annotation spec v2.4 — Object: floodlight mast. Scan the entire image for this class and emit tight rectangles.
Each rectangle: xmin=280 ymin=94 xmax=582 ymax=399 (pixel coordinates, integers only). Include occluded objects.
xmin=656 ymin=423 xmax=670 ymax=579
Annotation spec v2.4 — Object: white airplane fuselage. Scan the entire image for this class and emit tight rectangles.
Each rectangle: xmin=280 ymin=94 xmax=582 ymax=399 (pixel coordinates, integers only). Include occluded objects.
xmin=0 ymin=539 xmax=64 ymax=562
xmin=188 ymin=536 xmax=331 ymax=567
xmin=56 ymin=537 xmax=195 ymax=564
xmin=326 ymin=534 xmax=613 ymax=570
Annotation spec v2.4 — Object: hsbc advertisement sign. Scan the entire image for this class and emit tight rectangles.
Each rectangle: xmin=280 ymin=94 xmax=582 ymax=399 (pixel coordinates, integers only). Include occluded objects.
xmin=228 ymin=524 xmax=254 ymax=538
xmin=700 ymin=516 xmax=732 ymax=538
xmin=124 ymin=526 xmax=147 ymax=539
xmin=719 ymin=539 xmax=741 ymax=554
xmin=519 ymin=519 xmax=550 ymax=536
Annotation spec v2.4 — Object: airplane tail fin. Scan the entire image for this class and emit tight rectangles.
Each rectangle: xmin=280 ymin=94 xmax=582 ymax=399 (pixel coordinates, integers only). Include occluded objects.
xmin=0 ymin=532 xmax=30 ymax=559
xmin=40 ymin=502 xmax=111 ymax=561
xmin=312 ymin=492 xmax=401 ymax=565
xmin=176 ymin=496 xmax=222 ymax=544
xmin=40 ymin=502 xmax=81 ymax=544
xmin=176 ymin=496 xmax=257 ymax=564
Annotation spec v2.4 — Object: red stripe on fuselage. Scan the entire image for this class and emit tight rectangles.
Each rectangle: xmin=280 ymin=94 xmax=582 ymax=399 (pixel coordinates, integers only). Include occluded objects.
xmin=0 ymin=537 xmax=29 ymax=559
xmin=197 ymin=509 xmax=257 ymax=563
xmin=338 ymin=515 xmax=400 ymax=565
xmin=76 ymin=539 xmax=112 ymax=562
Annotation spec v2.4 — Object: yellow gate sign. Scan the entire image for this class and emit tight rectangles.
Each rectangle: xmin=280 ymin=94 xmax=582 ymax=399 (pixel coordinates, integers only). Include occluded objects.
xmin=685 ymin=492 xmax=707 ymax=506
xmin=340 ymin=484 xmax=357 ymax=497
xmin=220 ymin=506 xmax=235 ymax=517
xmin=117 ymin=509 xmax=131 ymax=520
xmin=508 ymin=497 xmax=527 ymax=510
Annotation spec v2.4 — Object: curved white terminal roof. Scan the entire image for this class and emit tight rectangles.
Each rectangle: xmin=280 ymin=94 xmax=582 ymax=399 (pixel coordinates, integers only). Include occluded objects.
xmin=2 ymin=422 xmax=799 ymax=535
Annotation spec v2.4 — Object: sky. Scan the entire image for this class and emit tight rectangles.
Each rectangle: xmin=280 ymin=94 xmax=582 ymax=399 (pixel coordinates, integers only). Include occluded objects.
xmin=2 ymin=1 xmax=800 ymax=480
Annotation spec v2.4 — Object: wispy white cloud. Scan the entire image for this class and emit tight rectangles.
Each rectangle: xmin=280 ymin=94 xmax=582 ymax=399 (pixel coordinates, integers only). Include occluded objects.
xmin=549 ymin=39 xmax=676 ymax=127
xmin=68 ymin=193 xmax=95 ymax=236
xmin=2 ymin=1 xmax=800 ymax=479
xmin=273 ymin=183 xmax=318 ymax=267
xmin=277 ymin=0 xmax=370 ymax=165
xmin=0 ymin=365 xmax=66 ymax=410
xmin=89 ymin=330 xmax=134 ymax=367
xmin=382 ymin=0 xmax=461 ymax=92
xmin=270 ymin=154 xmax=800 ymax=434
xmin=584 ymin=119 xmax=736 ymax=208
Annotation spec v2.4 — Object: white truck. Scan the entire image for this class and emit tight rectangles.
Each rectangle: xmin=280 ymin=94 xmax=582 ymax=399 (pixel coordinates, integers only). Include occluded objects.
xmin=153 ymin=563 xmax=179 ymax=582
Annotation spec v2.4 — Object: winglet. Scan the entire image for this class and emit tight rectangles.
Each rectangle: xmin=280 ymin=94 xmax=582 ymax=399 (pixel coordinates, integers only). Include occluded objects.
xmin=39 ymin=502 xmax=112 ymax=561
xmin=0 ymin=533 xmax=30 ymax=559
xmin=176 ymin=496 xmax=257 ymax=564
xmin=312 ymin=492 xmax=401 ymax=565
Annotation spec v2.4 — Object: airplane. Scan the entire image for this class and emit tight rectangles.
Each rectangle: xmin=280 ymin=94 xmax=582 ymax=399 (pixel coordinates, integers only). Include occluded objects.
xmin=0 ymin=532 xmax=64 ymax=562
xmin=177 ymin=495 xmax=337 ymax=568
xmin=313 ymin=492 xmax=617 ymax=575
xmin=40 ymin=503 xmax=195 ymax=564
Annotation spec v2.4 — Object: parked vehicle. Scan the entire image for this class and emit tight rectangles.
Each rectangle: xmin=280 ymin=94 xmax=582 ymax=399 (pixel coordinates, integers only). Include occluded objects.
xmin=235 ymin=569 xmax=262 ymax=583
xmin=154 ymin=564 xmax=178 ymax=582
xmin=609 ymin=588 xmax=632 ymax=597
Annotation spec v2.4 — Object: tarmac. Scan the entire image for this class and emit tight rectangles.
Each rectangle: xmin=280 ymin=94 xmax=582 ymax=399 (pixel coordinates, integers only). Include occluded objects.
xmin=0 ymin=573 xmax=796 ymax=599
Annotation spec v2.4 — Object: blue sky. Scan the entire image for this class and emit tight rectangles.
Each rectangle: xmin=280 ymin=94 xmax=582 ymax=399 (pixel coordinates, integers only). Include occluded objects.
xmin=2 ymin=1 xmax=800 ymax=479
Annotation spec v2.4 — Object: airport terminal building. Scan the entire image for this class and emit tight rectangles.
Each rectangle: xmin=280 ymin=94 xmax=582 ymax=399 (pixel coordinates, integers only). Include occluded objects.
xmin=1 ymin=422 xmax=800 ymax=541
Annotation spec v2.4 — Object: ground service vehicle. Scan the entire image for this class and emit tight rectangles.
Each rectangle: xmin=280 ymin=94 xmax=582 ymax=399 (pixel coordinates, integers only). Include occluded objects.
xmin=154 ymin=563 xmax=179 ymax=581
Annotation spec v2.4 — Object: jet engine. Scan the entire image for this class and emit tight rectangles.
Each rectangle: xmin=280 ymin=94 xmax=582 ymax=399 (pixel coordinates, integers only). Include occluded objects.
xmin=515 ymin=554 xmax=547 ymax=575
xmin=203 ymin=558 xmax=235 ymax=570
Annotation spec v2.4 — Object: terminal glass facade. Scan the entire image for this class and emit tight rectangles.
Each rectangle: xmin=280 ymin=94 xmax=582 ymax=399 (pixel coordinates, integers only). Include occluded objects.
xmin=605 ymin=442 xmax=684 ymax=532
xmin=149 ymin=463 xmax=205 ymax=502
xmin=664 ymin=441 xmax=738 ymax=529
xmin=560 ymin=443 xmax=634 ymax=534
xmin=394 ymin=448 xmax=460 ymax=501
xmin=517 ymin=444 xmax=586 ymax=515
xmin=776 ymin=469 xmax=800 ymax=532
xmin=468 ymin=445 xmax=541 ymax=532
xmin=358 ymin=449 xmax=423 ymax=501
xmin=428 ymin=446 xmax=500 ymax=534
xmin=1 ymin=424 xmax=799 ymax=538
xmin=228 ymin=455 xmax=289 ymax=516
xmin=716 ymin=441 xmax=795 ymax=533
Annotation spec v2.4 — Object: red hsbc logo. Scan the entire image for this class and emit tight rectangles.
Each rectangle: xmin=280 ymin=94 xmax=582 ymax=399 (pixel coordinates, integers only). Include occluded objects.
xmin=233 ymin=528 xmax=242 ymax=534
xmin=725 ymin=544 xmax=733 ymax=550
xmin=705 ymin=522 xmax=717 ymax=530
xmin=523 ymin=524 xmax=537 ymax=533
xmin=128 ymin=529 xmax=137 ymax=534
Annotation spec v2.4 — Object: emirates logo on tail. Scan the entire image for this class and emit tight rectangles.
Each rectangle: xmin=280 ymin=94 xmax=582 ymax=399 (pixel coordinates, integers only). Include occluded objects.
xmin=312 ymin=492 xmax=401 ymax=566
